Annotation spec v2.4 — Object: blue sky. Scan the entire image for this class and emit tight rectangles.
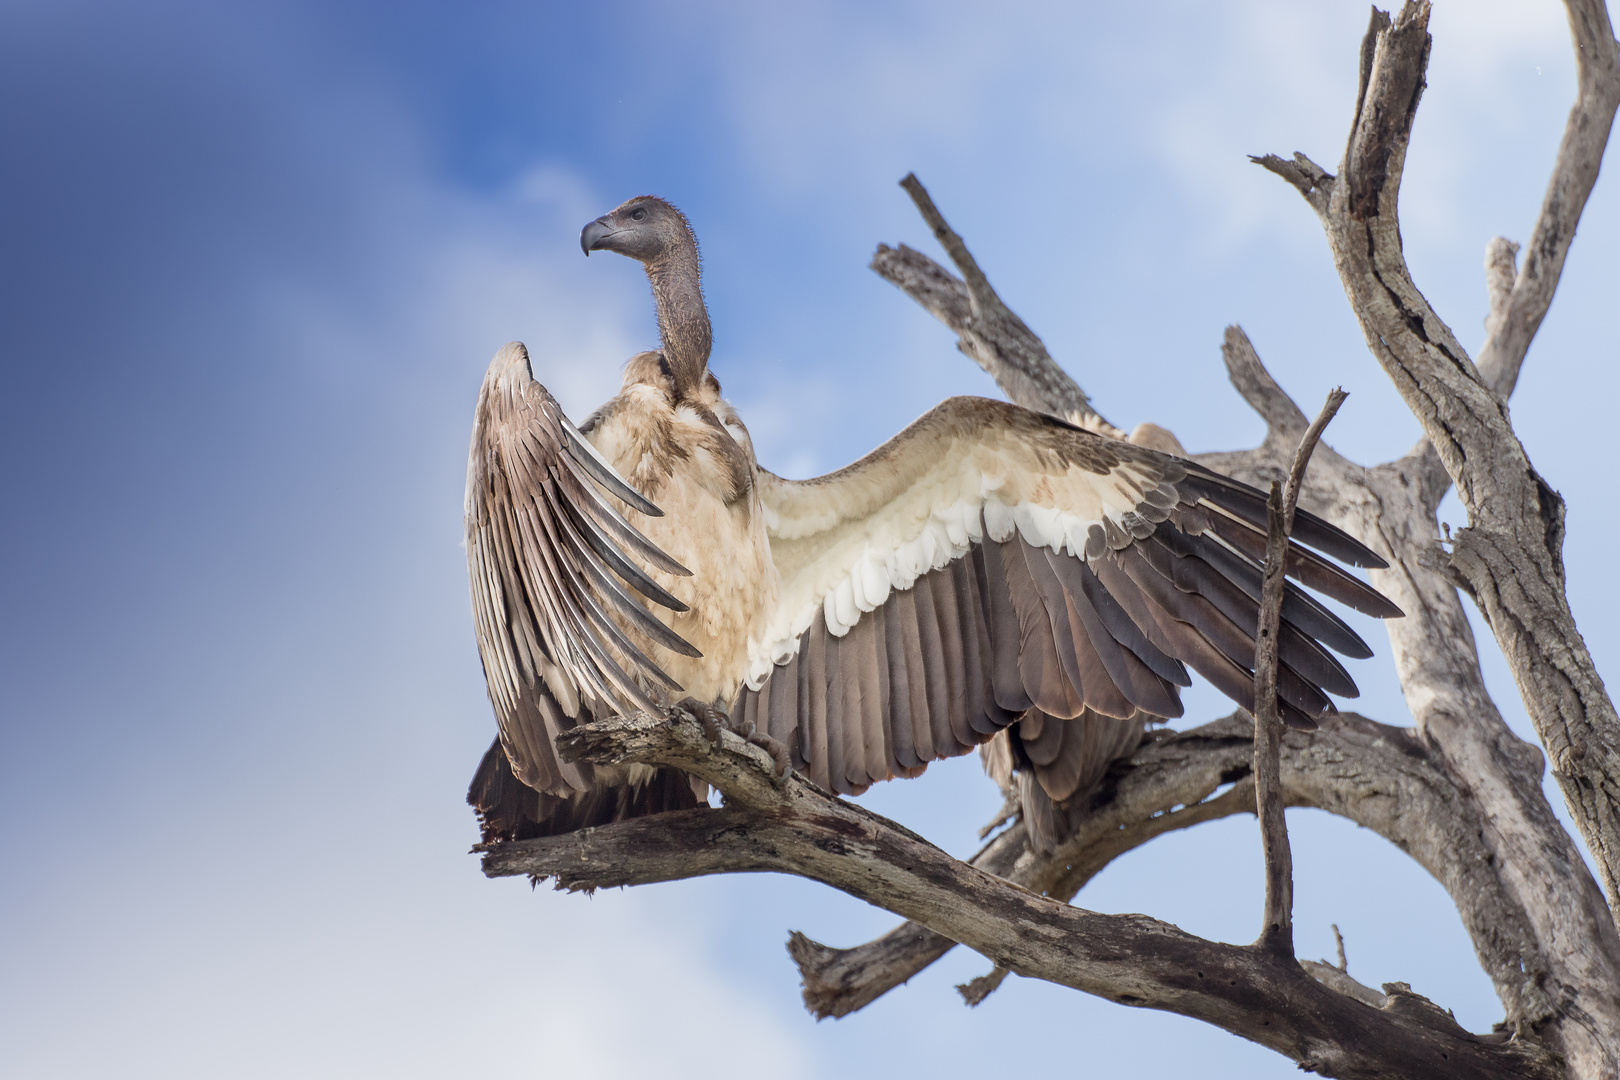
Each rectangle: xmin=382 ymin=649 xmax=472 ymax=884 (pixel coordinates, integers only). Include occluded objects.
xmin=2 ymin=1 xmax=1615 ymax=1077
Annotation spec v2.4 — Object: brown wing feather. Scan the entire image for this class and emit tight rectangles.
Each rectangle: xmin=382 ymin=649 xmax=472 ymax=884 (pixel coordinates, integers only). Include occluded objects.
xmin=924 ymin=571 xmax=972 ymax=758
xmin=734 ymin=396 xmax=1398 ymax=791
xmin=1006 ymin=708 xmax=1148 ymax=854
xmin=910 ymin=578 xmax=958 ymax=763
xmin=465 ymin=342 xmax=698 ymax=798
xmin=881 ymin=595 xmax=928 ymax=771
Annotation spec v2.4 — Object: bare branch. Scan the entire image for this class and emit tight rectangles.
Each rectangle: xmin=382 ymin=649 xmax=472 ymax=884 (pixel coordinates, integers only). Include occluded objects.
xmin=868 ymin=242 xmax=972 ymax=330
xmin=788 ymin=924 xmax=958 ymax=1020
xmin=1304 ymin=960 xmax=1388 ymax=1010
xmin=785 ymin=710 xmax=1561 ymax=1036
xmin=873 ymin=176 xmax=1124 ymax=436
xmin=1200 ymin=336 xmax=1620 ymax=1069
xmin=1476 ymin=0 xmax=1620 ymax=400
xmin=1249 ymin=152 xmax=1335 ymax=213
xmin=487 ymin=713 xmax=1555 ymax=1080
xmin=956 ymin=966 xmax=1008 ymax=1006
xmin=868 ymin=160 xmax=1619 ymax=1061
xmin=1221 ymin=325 xmax=1309 ymax=439
xmin=1245 ymin=8 xmax=1620 ymax=1071
xmin=788 ymin=821 xmax=1026 ymax=1019
xmin=1255 ymin=390 xmax=1348 ymax=957
xmin=1483 ymin=237 xmax=1522 ymax=350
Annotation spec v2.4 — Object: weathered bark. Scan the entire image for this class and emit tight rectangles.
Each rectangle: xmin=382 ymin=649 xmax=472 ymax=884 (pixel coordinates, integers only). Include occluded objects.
xmin=1206 ymin=333 xmax=1620 ymax=1068
xmin=485 ymin=712 xmax=1556 ymax=1080
xmin=844 ymin=7 xmax=1620 ymax=1066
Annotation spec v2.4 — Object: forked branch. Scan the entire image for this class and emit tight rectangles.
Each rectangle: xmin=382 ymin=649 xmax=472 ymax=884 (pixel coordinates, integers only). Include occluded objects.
xmin=484 ymin=711 xmax=1554 ymax=1080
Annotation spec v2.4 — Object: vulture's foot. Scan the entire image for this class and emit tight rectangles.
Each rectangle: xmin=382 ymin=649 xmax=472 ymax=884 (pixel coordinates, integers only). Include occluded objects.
xmin=673 ymin=697 xmax=793 ymax=785
xmin=746 ymin=730 xmax=793 ymax=786
xmin=674 ymin=697 xmax=730 ymax=747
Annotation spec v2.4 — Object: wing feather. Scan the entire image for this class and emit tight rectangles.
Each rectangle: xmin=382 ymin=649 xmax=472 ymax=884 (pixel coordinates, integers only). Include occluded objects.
xmin=910 ymin=576 xmax=958 ymax=764
xmin=920 ymin=572 xmax=970 ymax=759
xmin=731 ymin=396 xmax=1395 ymax=789
xmin=885 ymin=590 xmax=930 ymax=769
xmin=465 ymin=342 xmax=698 ymax=797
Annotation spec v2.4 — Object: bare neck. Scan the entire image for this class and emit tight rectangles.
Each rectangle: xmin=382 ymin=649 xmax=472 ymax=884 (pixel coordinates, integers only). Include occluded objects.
xmin=645 ymin=244 xmax=710 ymax=402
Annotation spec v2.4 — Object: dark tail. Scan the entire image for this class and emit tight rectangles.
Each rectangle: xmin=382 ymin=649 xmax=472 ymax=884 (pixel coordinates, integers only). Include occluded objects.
xmin=467 ymin=738 xmax=704 ymax=844
xmin=1013 ymin=709 xmax=1147 ymax=854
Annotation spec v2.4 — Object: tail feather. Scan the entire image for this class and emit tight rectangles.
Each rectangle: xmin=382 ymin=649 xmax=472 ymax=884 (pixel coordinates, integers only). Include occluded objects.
xmin=983 ymin=709 xmax=1148 ymax=855
xmin=468 ymin=737 xmax=705 ymax=844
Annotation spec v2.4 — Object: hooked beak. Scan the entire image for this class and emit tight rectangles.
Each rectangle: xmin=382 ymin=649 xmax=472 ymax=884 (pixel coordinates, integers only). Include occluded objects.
xmin=580 ymin=218 xmax=617 ymax=255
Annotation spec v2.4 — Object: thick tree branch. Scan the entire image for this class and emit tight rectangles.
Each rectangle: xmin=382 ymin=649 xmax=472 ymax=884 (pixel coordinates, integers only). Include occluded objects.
xmin=486 ymin=712 xmax=1554 ymax=1080
xmin=789 ymin=707 xmax=1555 ymax=1027
xmin=791 ymin=727 xmax=1259 ymax=1019
xmin=1244 ymin=7 xmax=1620 ymax=1072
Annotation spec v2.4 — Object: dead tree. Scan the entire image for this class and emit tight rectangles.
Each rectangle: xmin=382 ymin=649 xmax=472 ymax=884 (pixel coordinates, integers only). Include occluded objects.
xmin=477 ymin=4 xmax=1620 ymax=1077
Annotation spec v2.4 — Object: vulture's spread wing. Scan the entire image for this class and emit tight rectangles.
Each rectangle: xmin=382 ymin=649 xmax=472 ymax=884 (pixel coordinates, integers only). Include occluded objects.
xmin=466 ymin=342 xmax=698 ymax=796
xmin=738 ymin=397 xmax=1400 ymax=796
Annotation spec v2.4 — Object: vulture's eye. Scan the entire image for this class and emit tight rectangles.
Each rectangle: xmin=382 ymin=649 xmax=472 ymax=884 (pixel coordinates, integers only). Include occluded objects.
xmin=630 ymin=208 xmax=647 ymax=221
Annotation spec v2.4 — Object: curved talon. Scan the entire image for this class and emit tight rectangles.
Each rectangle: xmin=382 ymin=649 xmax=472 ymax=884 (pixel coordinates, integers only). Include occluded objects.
xmin=675 ymin=697 xmax=728 ymax=748
xmin=747 ymin=731 xmax=794 ymax=786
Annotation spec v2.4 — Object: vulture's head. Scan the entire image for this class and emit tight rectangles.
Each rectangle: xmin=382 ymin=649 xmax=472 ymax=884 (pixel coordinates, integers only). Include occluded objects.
xmin=580 ymin=196 xmax=697 ymax=265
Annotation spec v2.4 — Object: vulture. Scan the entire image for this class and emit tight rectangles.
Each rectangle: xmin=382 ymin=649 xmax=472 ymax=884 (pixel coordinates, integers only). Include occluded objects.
xmin=464 ymin=195 xmax=1402 ymax=844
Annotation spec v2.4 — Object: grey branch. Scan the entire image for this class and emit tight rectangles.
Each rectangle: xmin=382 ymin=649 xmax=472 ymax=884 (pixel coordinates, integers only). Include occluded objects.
xmin=874 ymin=176 xmax=1123 ymax=437
xmin=1475 ymin=0 xmax=1620 ymax=400
xmin=1254 ymin=390 xmax=1348 ymax=957
xmin=811 ymin=3 xmax=1619 ymax=1072
xmin=848 ymin=34 xmax=1620 ymax=1056
xmin=1222 ymin=324 xmax=1310 ymax=441
xmin=1243 ymin=3 xmax=1620 ymax=1074
xmin=487 ymin=711 xmax=1555 ymax=1080
xmin=863 ymin=162 xmax=1616 ymax=1075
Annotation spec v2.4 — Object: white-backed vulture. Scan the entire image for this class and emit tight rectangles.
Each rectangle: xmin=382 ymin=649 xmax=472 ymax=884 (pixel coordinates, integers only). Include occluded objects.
xmin=464 ymin=195 xmax=1402 ymax=843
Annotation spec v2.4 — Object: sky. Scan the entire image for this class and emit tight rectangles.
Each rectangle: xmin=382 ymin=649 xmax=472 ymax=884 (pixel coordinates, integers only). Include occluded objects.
xmin=1 ymin=1 xmax=1615 ymax=1077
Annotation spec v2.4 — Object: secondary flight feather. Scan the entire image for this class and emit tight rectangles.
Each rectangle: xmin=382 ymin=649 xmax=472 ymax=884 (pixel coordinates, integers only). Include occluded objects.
xmin=464 ymin=195 xmax=1402 ymax=842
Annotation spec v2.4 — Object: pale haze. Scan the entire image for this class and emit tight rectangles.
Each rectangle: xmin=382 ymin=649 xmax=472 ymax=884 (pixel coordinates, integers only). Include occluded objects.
xmin=2 ymin=2 xmax=1615 ymax=1077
